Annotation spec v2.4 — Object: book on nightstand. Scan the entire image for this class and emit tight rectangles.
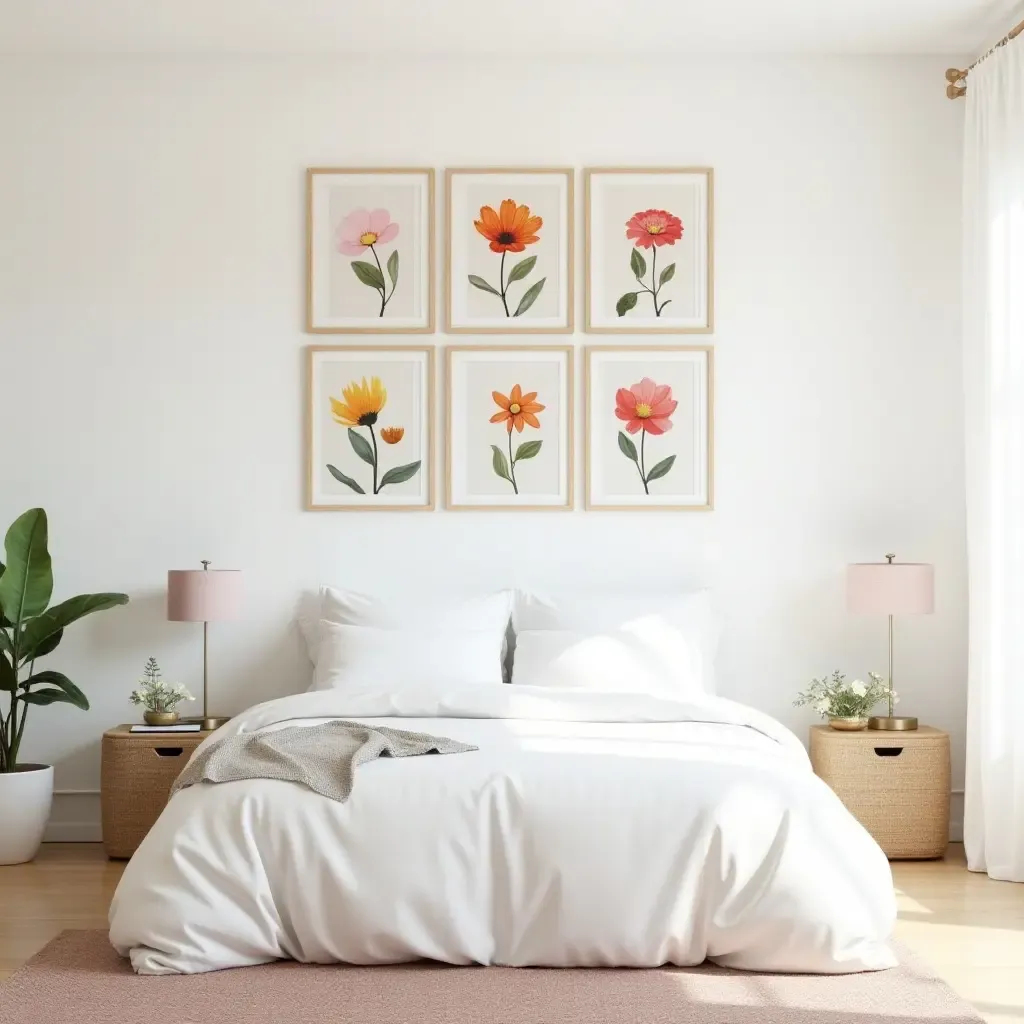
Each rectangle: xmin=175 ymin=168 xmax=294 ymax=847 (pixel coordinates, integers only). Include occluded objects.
xmin=129 ymin=723 xmax=203 ymax=733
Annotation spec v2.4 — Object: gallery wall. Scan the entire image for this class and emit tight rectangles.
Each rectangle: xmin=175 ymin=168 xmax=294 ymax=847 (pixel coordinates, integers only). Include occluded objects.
xmin=0 ymin=55 xmax=966 ymax=838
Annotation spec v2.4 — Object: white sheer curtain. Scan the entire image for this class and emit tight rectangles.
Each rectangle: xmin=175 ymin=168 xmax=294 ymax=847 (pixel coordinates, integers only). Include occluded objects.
xmin=963 ymin=34 xmax=1024 ymax=882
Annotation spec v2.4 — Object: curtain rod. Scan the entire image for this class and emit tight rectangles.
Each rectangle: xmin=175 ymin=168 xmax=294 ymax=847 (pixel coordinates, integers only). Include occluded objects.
xmin=946 ymin=15 xmax=1024 ymax=98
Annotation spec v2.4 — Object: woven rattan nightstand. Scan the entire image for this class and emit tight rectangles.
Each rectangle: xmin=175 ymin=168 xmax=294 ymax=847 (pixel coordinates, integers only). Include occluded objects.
xmin=809 ymin=725 xmax=950 ymax=859
xmin=101 ymin=725 xmax=213 ymax=858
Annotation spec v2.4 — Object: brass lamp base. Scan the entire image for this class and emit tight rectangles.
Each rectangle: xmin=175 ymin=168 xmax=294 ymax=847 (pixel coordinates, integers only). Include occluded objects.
xmin=868 ymin=715 xmax=918 ymax=731
xmin=182 ymin=715 xmax=231 ymax=731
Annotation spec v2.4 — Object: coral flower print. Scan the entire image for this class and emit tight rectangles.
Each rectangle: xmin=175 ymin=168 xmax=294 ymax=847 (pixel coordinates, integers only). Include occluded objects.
xmin=335 ymin=208 xmax=401 ymax=319
xmin=489 ymin=385 xmax=545 ymax=495
xmin=469 ymin=199 xmax=546 ymax=318
xmin=614 ymin=377 xmax=678 ymax=494
xmin=326 ymin=376 xmax=420 ymax=495
xmin=617 ymin=209 xmax=683 ymax=319
xmin=625 ymin=209 xmax=683 ymax=248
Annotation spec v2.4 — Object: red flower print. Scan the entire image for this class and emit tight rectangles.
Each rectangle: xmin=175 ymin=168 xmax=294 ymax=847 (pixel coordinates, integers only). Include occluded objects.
xmin=615 ymin=378 xmax=677 ymax=435
xmin=625 ymin=209 xmax=683 ymax=249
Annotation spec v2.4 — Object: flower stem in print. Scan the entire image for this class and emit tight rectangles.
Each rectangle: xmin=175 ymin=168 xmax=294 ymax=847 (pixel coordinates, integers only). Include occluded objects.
xmin=326 ymin=377 xmax=421 ymax=495
xmin=614 ymin=377 xmax=678 ymax=494
xmin=616 ymin=210 xmax=683 ymax=318
xmin=489 ymin=385 xmax=545 ymax=495
xmin=336 ymin=209 xmax=401 ymax=318
xmin=469 ymin=200 xmax=547 ymax=318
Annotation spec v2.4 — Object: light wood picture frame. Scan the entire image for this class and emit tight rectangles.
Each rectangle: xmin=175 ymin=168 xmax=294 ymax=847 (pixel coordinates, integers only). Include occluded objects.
xmin=306 ymin=168 xmax=435 ymax=334
xmin=307 ymin=345 xmax=435 ymax=511
xmin=585 ymin=168 xmax=714 ymax=334
xmin=446 ymin=168 xmax=574 ymax=334
xmin=447 ymin=346 xmax=574 ymax=510
xmin=585 ymin=345 xmax=713 ymax=510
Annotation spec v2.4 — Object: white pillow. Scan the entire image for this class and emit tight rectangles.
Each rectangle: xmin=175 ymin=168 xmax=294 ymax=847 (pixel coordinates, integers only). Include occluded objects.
xmin=302 ymin=588 xmax=513 ymax=692
xmin=299 ymin=587 xmax=513 ymax=666
xmin=314 ymin=621 xmax=505 ymax=692
xmin=510 ymin=590 xmax=719 ymax=697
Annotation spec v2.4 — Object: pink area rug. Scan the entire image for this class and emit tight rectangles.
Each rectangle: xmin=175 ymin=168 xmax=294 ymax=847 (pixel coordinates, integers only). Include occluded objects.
xmin=0 ymin=930 xmax=982 ymax=1024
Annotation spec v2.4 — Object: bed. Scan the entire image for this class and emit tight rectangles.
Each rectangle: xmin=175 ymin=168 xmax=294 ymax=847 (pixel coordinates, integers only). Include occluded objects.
xmin=108 ymin=680 xmax=897 ymax=975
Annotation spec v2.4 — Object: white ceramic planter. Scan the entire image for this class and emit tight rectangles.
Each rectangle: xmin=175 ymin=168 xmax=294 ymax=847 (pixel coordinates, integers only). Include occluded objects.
xmin=0 ymin=764 xmax=54 ymax=865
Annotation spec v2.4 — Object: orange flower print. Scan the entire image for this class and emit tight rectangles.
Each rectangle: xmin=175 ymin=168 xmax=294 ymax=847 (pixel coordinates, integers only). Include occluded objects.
xmin=380 ymin=426 xmax=405 ymax=444
xmin=489 ymin=385 xmax=545 ymax=495
xmin=469 ymin=199 xmax=547 ymax=318
xmin=490 ymin=385 xmax=545 ymax=434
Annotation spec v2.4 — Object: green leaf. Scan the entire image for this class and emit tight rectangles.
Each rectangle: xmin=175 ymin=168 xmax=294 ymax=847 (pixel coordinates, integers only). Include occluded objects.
xmin=386 ymin=249 xmax=399 ymax=288
xmin=351 ymin=260 xmax=385 ymax=291
xmin=19 ymin=593 xmax=129 ymax=659
xmin=29 ymin=627 xmax=62 ymax=661
xmin=0 ymin=654 xmax=15 ymax=693
xmin=616 ymin=292 xmax=639 ymax=317
xmin=0 ymin=509 xmax=53 ymax=626
xmin=490 ymin=445 xmax=513 ymax=482
xmin=513 ymin=277 xmax=546 ymax=317
xmin=658 ymin=262 xmax=676 ymax=287
xmin=506 ymin=255 xmax=537 ymax=285
xmin=0 ymin=629 xmax=11 ymax=657
xmin=514 ymin=440 xmax=543 ymax=462
xmin=19 ymin=688 xmax=79 ymax=707
xmin=645 ymin=455 xmax=677 ymax=483
xmin=618 ymin=431 xmax=639 ymax=463
xmin=378 ymin=461 xmax=421 ymax=488
xmin=0 ymin=560 xmax=9 ymax=629
xmin=468 ymin=275 xmax=502 ymax=297
xmin=348 ymin=428 xmax=375 ymax=466
xmin=630 ymin=248 xmax=647 ymax=281
xmin=326 ymin=464 xmax=366 ymax=494
xmin=21 ymin=670 xmax=88 ymax=710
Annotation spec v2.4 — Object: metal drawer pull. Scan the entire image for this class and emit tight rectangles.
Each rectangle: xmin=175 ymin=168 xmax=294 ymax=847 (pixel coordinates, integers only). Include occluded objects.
xmin=874 ymin=747 xmax=904 ymax=757
xmin=154 ymin=747 xmax=184 ymax=757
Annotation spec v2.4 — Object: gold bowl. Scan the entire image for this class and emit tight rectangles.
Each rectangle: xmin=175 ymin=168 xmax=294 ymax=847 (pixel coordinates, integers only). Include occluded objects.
xmin=828 ymin=716 xmax=869 ymax=731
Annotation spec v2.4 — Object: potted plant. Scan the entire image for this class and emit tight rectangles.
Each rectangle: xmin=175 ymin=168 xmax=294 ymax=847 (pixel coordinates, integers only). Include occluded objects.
xmin=130 ymin=657 xmax=194 ymax=725
xmin=794 ymin=670 xmax=892 ymax=730
xmin=0 ymin=509 xmax=128 ymax=864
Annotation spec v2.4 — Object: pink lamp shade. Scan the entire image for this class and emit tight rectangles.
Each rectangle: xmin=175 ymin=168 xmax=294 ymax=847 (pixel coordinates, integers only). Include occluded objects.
xmin=846 ymin=561 xmax=934 ymax=616
xmin=167 ymin=568 xmax=243 ymax=623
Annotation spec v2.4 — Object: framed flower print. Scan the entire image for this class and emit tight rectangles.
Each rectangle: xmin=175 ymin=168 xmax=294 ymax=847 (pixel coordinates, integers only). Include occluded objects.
xmin=586 ymin=346 xmax=713 ymax=510
xmin=446 ymin=169 xmax=574 ymax=333
xmin=306 ymin=168 xmax=434 ymax=333
xmin=447 ymin=346 xmax=573 ymax=510
xmin=307 ymin=346 xmax=434 ymax=510
xmin=585 ymin=168 xmax=713 ymax=333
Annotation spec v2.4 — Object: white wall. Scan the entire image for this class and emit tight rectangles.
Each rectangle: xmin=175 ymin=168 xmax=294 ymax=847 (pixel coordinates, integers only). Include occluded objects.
xmin=0 ymin=55 xmax=966 ymax=840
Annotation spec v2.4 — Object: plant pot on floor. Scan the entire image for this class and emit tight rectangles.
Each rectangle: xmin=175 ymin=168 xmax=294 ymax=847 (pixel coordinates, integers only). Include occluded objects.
xmin=0 ymin=764 xmax=54 ymax=865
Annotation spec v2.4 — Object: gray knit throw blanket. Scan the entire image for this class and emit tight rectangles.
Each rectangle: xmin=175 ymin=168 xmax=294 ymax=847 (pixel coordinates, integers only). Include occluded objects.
xmin=170 ymin=720 xmax=478 ymax=803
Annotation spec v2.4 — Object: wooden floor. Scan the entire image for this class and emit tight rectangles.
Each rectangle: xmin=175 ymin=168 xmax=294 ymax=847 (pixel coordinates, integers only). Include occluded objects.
xmin=1 ymin=843 xmax=1022 ymax=1022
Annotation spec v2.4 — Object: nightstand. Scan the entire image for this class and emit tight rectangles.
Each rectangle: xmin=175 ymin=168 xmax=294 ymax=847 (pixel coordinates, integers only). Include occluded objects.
xmin=100 ymin=725 xmax=214 ymax=858
xmin=809 ymin=725 xmax=950 ymax=859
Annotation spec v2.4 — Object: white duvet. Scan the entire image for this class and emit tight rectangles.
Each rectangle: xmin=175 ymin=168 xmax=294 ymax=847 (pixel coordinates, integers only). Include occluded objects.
xmin=109 ymin=683 xmax=896 ymax=975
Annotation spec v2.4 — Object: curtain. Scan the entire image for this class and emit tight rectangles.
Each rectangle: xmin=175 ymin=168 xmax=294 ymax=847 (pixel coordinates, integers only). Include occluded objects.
xmin=963 ymin=34 xmax=1024 ymax=882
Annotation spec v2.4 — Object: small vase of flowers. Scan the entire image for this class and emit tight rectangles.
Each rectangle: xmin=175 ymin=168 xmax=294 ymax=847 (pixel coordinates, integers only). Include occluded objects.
xmin=130 ymin=657 xmax=194 ymax=725
xmin=794 ymin=670 xmax=892 ymax=730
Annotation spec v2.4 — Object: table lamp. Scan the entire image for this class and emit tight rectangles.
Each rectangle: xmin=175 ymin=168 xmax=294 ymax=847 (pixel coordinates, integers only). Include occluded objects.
xmin=846 ymin=554 xmax=934 ymax=731
xmin=167 ymin=560 xmax=243 ymax=731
